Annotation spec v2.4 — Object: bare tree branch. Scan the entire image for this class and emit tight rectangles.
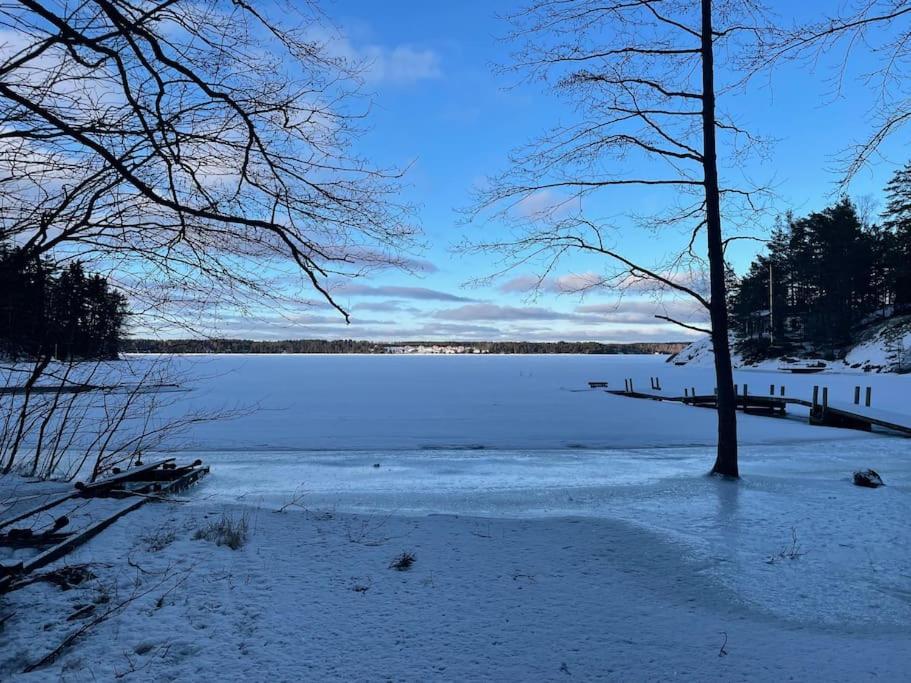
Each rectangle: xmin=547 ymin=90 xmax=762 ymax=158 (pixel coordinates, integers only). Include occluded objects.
xmin=0 ymin=0 xmax=418 ymax=330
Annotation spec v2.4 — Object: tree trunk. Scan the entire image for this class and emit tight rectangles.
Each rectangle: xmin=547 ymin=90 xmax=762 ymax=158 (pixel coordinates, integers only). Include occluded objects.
xmin=701 ymin=0 xmax=739 ymax=477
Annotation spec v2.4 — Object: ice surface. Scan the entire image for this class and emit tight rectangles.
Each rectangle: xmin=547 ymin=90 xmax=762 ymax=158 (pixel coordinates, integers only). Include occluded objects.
xmin=145 ymin=353 xmax=904 ymax=452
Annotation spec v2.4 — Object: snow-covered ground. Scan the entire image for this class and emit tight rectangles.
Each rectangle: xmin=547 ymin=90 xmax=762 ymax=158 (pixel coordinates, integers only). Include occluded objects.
xmin=1 ymin=354 xmax=910 ymax=680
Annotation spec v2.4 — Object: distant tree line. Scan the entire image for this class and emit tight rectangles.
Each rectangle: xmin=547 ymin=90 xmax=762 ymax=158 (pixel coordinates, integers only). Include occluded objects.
xmin=730 ymin=164 xmax=911 ymax=356
xmin=123 ymin=339 xmax=384 ymax=354
xmin=122 ymin=338 xmax=687 ymax=355
xmin=0 ymin=245 xmax=128 ymax=360
xmin=470 ymin=341 xmax=686 ymax=355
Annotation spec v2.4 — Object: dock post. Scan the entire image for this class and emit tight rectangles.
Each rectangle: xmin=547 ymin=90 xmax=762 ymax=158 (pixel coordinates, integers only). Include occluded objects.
xmin=691 ymin=387 xmax=696 ymax=402
xmin=854 ymin=386 xmax=860 ymax=405
xmin=656 ymin=377 xmax=661 ymax=390
xmin=684 ymin=387 xmax=689 ymax=404
xmin=734 ymin=383 xmax=738 ymax=395
xmin=743 ymin=384 xmax=749 ymax=411
xmin=810 ymin=385 xmax=821 ymax=426
xmin=629 ymin=378 xmax=634 ymax=393
xmin=769 ymin=384 xmax=775 ymax=396
xmin=822 ymin=387 xmax=828 ymax=411
xmin=865 ymin=387 xmax=872 ymax=407
xmin=624 ymin=379 xmax=629 ymax=393
xmin=780 ymin=385 xmax=785 ymax=397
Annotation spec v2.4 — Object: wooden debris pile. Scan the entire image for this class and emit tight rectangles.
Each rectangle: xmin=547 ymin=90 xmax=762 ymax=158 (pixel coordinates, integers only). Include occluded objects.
xmin=0 ymin=458 xmax=209 ymax=593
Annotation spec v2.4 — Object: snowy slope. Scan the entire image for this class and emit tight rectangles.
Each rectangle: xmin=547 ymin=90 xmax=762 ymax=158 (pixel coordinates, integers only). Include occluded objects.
xmin=844 ymin=315 xmax=911 ymax=372
xmin=670 ymin=316 xmax=911 ymax=373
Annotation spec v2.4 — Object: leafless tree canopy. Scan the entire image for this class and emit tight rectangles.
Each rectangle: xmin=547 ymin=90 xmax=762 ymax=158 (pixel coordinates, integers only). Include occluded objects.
xmin=0 ymin=0 xmax=417 ymax=328
xmin=756 ymin=0 xmax=911 ymax=183
xmin=465 ymin=0 xmax=771 ymax=316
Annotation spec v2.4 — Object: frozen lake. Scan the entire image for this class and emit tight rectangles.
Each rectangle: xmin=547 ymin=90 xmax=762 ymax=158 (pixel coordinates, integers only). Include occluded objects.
xmin=161 ymin=352 xmax=909 ymax=453
xmin=150 ymin=353 xmax=911 ymax=632
xmin=153 ymin=353 xmax=911 ymax=518
xmin=148 ymin=354 xmax=911 ymax=634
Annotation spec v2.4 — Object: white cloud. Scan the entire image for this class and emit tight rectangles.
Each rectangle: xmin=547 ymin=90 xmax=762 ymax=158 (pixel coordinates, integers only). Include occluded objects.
xmin=498 ymin=269 xmax=708 ymax=297
xmin=333 ymin=284 xmax=474 ymax=302
xmin=513 ymin=189 xmax=581 ymax=219
xmin=498 ymin=271 xmax=605 ymax=294
xmin=576 ymin=298 xmax=709 ymax=325
xmin=497 ymin=275 xmax=542 ymax=294
xmin=549 ymin=272 xmax=606 ymax=293
xmin=307 ymin=26 xmax=441 ymax=86
xmin=359 ymin=44 xmax=441 ymax=85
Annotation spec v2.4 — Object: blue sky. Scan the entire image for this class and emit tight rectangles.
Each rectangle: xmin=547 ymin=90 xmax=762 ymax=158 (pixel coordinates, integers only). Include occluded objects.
xmin=215 ymin=0 xmax=909 ymax=343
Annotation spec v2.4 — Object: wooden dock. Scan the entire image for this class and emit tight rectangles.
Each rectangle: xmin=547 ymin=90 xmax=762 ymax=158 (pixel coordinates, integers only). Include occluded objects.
xmin=603 ymin=380 xmax=911 ymax=436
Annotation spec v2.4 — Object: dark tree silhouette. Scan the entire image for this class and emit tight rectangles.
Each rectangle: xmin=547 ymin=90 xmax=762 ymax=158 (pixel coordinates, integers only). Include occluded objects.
xmin=732 ymin=191 xmax=911 ymax=357
xmin=466 ymin=0 xmax=771 ymax=478
xmin=882 ymin=162 xmax=911 ymax=305
xmin=1 ymin=245 xmax=128 ymax=359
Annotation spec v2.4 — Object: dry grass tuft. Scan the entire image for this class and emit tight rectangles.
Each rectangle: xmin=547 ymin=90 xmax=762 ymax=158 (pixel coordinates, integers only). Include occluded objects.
xmin=389 ymin=551 xmax=416 ymax=571
xmin=193 ymin=513 xmax=249 ymax=550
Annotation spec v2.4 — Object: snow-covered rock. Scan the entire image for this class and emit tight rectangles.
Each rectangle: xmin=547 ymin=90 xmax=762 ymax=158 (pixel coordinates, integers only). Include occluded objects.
xmin=853 ymin=469 xmax=885 ymax=488
xmin=665 ymin=335 xmax=743 ymax=368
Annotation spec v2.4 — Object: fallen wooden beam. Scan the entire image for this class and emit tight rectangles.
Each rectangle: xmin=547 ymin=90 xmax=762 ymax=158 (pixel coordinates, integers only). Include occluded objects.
xmin=127 ymin=461 xmax=204 ymax=483
xmin=0 ymin=531 xmax=72 ymax=548
xmin=0 ymin=491 xmax=80 ymax=532
xmin=17 ymin=497 xmax=148 ymax=577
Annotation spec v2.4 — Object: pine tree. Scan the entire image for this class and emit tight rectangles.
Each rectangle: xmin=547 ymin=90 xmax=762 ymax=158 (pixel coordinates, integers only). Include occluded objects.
xmin=0 ymin=245 xmax=127 ymax=360
xmin=882 ymin=163 xmax=911 ymax=307
xmin=732 ymin=198 xmax=881 ymax=355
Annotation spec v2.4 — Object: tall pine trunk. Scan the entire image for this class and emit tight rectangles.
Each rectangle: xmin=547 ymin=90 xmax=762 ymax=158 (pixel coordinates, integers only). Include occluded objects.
xmin=701 ymin=0 xmax=739 ymax=477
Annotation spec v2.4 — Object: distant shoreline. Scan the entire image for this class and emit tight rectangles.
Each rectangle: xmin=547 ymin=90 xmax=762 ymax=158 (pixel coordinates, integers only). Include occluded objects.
xmin=121 ymin=351 xmax=673 ymax=358
xmin=122 ymin=339 xmax=689 ymax=356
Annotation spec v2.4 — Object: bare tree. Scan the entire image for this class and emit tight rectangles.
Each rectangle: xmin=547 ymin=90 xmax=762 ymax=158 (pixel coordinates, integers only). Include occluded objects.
xmin=0 ymin=0 xmax=417 ymax=328
xmin=756 ymin=1 xmax=911 ymax=184
xmin=466 ymin=0 xmax=773 ymax=478
xmin=0 ymin=1 xmax=417 ymax=479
